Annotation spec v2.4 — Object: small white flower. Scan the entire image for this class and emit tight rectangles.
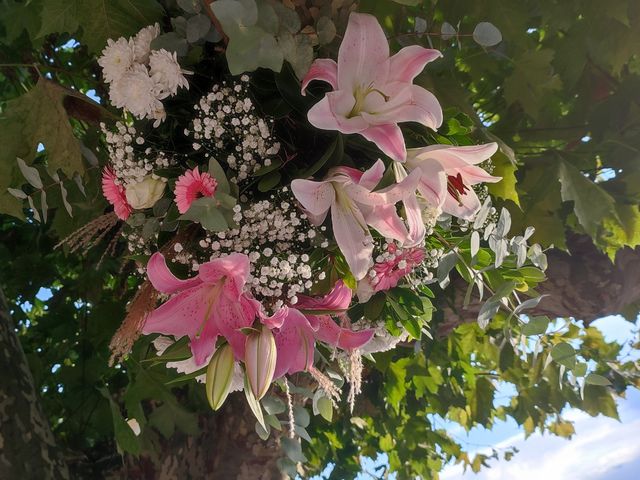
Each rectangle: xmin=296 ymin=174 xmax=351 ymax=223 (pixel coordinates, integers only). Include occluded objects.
xmin=149 ymin=49 xmax=189 ymax=96
xmin=98 ymin=37 xmax=135 ymax=83
xmin=133 ymin=23 xmax=160 ymax=63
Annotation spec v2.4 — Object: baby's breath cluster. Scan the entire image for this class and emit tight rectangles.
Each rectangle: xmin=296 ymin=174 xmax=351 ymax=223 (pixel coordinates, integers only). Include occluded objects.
xmin=102 ymin=121 xmax=173 ymax=187
xmin=198 ymin=188 xmax=325 ymax=312
xmin=186 ymin=76 xmax=280 ymax=183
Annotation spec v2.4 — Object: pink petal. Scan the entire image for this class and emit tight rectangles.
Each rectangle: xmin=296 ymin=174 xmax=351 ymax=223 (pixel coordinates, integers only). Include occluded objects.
xmin=213 ymin=295 xmax=257 ymax=360
xmin=388 ymin=45 xmax=442 ymax=83
xmin=296 ymin=280 xmax=352 ymax=311
xmin=301 ymin=59 xmax=338 ymax=95
xmin=458 ymin=164 xmax=502 ymax=185
xmin=197 ymin=253 xmax=250 ymax=298
xmin=258 ymin=305 xmax=289 ymax=329
xmin=360 ymin=124 xmax=406 ymax=162
xmin=307 ymin=90 xmax=369 ymax=134
xmin=402 ymin=193 xmax=426 ymax=247
xmin=142 ymin=284 xmax=214 ymax=363
xmin=331 ymin=197 xmax=373 ymax=280
xmin=147 ymin=252 xmax=202 ymax=294
xmin=362 ymin=204 xmax=409 ymax=243
xmin=314 ymin=315 xmax=374 ymax=350
xmin=442 ymin=186 xmax=481 ymax=220
xmin=337 ymin=13 xmax=390 ymax=92
xmin=190 ymin=319 xmax=220 ymax=366
xmin=291 ymin=178 xmax=335 ymax=217
xmin=361 ymin=84 xmax=443 ymax=130
xmin=358 ymin=159 xmax=385 ymax=190
xmin=412 ymin=143 xmax=499 ymax=166
xmin=273 ymin=309 xmax=315 ymax=378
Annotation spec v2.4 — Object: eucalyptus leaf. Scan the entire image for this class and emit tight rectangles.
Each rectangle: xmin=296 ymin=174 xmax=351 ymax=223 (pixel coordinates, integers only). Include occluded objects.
xmin=473 ymin=22 xmax=503 ymax=47
xmin=17 ymin=157 xmax=43 ymax=189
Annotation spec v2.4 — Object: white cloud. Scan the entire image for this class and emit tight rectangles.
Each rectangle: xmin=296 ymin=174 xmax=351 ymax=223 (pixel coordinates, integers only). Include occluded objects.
xmin=441 ymin=394 xmax=640 ymax=480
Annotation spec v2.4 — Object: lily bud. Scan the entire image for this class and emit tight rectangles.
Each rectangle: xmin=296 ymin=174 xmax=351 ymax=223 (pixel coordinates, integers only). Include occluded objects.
xmin=125 ymin=175 xmax=166 ymax=210
xmin=205 ymin=344 xmax=235 ymax=410
xmin=244 ymin=327 xmax=277 ymax=400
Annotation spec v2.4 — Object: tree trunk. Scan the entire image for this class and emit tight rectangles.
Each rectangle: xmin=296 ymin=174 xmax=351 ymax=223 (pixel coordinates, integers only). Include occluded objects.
xmin=0 ymin=288 xmax=70 ymax=479
xmin=120 ymin=398 xmax=286 ymax=480
xmin=438 ymin=234 xmax=640 ymax=335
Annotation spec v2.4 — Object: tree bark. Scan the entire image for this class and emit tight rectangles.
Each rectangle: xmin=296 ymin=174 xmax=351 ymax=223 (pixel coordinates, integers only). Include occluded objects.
xmin=438 ymin=234 xmax=640 ymax=335
xmin=0 ymin=288 xmax=70 ymax=479
xmin=120 ymin=398 xmax=286 ymax=480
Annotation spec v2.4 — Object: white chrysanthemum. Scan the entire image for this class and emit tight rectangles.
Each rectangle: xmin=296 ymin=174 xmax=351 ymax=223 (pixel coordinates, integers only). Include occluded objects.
xmin=149 ymin=49 xmax=189 ymax=96
xmin=98 ymin=37 xmax=135 ymax=83
xmin=109 ymin=64 xmax=164 ymax=121
xmin=133 ymin=23 xmax=160 ymax=63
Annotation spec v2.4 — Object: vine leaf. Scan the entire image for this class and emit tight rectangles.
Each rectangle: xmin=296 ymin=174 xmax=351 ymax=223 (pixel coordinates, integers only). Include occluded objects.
xmin=0 ymin=79 xmax=85 ymax=218
xmin=38 ymin=0 xmax=164 ymax=53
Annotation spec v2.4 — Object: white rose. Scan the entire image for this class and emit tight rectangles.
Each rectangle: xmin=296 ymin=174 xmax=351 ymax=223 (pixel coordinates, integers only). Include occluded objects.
xmin=125 ymin=175 xmax=166 ymax=210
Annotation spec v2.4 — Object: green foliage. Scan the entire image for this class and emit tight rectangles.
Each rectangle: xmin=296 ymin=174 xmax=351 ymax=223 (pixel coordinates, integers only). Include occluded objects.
xmin=38 ymin=0 xmax=164 ymax=53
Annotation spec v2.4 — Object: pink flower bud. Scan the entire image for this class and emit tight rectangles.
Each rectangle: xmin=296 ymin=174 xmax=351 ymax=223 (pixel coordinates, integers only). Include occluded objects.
xmin=244 ymin=327 xmax=277 ymax=400
xmin=205 ymin=344 xmax=235 ymax=410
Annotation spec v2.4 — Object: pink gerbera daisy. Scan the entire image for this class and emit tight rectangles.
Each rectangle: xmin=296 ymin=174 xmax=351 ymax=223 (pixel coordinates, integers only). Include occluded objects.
xmin=102 ymin=167 xmax=132 ymax=220
xmin=174 ymin=167 xmax=218 ymax=214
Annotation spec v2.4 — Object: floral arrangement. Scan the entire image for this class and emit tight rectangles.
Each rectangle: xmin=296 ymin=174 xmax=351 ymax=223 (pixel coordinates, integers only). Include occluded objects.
xmin=47 ymin=8 xmax=546 ymax=443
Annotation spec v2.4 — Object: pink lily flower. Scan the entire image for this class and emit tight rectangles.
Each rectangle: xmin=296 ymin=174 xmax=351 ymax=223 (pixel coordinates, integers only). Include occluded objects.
xmin=142 ymin=252 xmax=258 ymax=366
xmin=405 ymin=143 xmax=501 ymax=220
xmin=291 ymin=160 xmax=421 ymax=280
xmin=261 ymin=281 xmax=374 ymax=378
xmin=301 ymin=12 xmax=443 ymax=162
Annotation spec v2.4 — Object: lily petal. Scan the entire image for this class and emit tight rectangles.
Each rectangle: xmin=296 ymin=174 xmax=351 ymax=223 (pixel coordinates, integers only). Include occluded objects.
xmin=313 ymin=315 xmax=374 ymax=350
xmin=296 ymin=280 xmax=352 ymax=311
xmin=458 ymin=164 xmax=502 ymax=185
xmin=360 ymin=124 xmax=406 ymax=162
xmin=362 ymin=84 xmax=443 ymax=130
xmin=402 ymin=193 xmax=426 ymax=247
xmin=331 ymin=196 xmax=373 ymax=280
xmin=198 ymin=253 xmax=250 ymax=299
xmin=273 ymin=309 xmax=316 ymax=378
xmin=388 ymin=45 xmax=442 ymax=83
xmin=147 ymin=252 xmax=202 ymax=294
xmin=291 ymin=178 xmax=335 ymax=217
xmin=362 ymin=204 xmax=410 ymax=243
xmin=442 ymin=186 xmax=481 ymax=220
xmin=301 ymin=59 xmax=338 ymax=94
xmin=337 ymin=13 xmax=390 ymax=91
xmin=307 ymin=90 xmax=369 ymax=134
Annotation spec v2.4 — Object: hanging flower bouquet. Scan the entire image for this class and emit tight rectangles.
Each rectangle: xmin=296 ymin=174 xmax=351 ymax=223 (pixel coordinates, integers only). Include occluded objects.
xmin=27 ymin=2 xmax=547 ymax=449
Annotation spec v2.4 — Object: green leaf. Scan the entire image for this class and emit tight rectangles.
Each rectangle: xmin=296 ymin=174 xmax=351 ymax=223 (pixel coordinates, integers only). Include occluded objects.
xmin=257 ymin=171 xmax=282 ymax=192
xmin=385 ymin=358 xmax=409 ymax=413
xmin=39 ymin=0 xmax=165 ymax=53
xmin=558 ymin=160 xmax=619 ymax=243
xmin=317 ymin=396 xmax=333 ymax=422
xmin=1 ymin=79 xmax=86 ymax=218
xmin=208 ymin=157 xmax=231 ymax=194
xmin=503 ymin=49 xmax=562 ymax=119
xmin=243 ymin=369 xmax=267 ymax=431
xmin=179 ymin=197 xmax=229 ymax=231
xmin=473 ymin=22 xmax=503 ymax=46
xmin=98 ymin=387 xmax=141 ymax=455
xmin=584 ymin=373 xmax=611 ymax=386
xmin=211 ymin=0 xmax=284 ymax=74
xmin=521 ymin=316 xmax=550 ymax=336
xmin=551 ymin=342 xmax=576 ymax=369
xmin=488 ymin=151 xmax=520 ymax=206
xmin=281 ymin=437 xmax=306 ymax=463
